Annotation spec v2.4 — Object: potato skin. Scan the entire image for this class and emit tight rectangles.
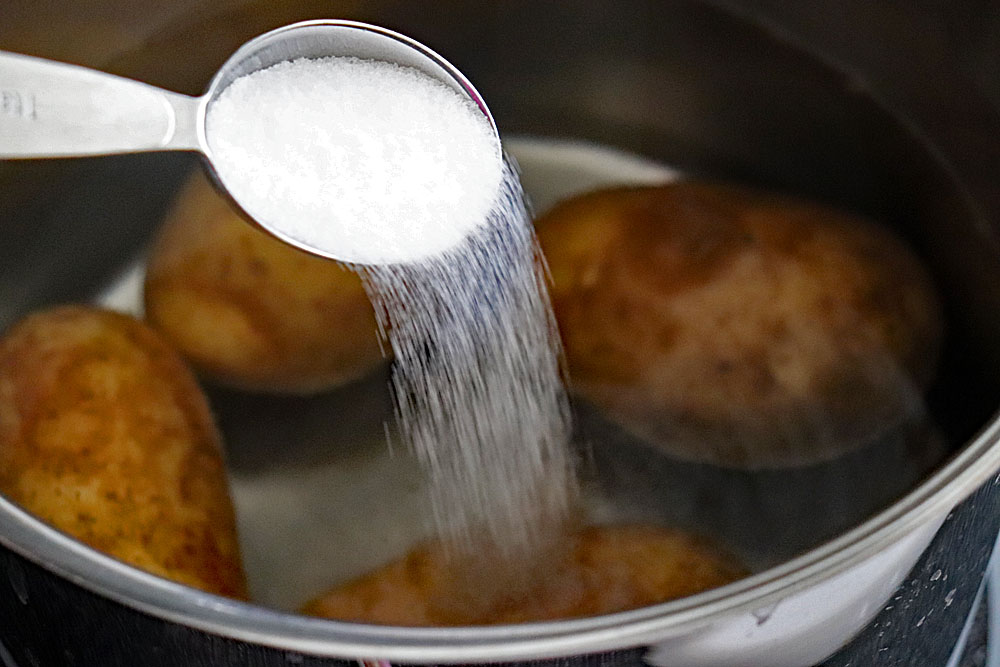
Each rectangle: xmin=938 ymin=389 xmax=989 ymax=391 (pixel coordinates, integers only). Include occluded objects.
xmin=536 ymin=182 xmax=944 ymax=468
xmin=144 ymin=172 xmax=382 ymax=394
xmin=301 ymin=524 xmax=744 ymax=625
xmin=0 ymin=306 xmax=247 ymax=598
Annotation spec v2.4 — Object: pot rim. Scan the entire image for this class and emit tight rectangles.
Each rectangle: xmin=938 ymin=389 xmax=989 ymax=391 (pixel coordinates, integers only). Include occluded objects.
xmin=2 ymin=411 xmax=998 ymax=663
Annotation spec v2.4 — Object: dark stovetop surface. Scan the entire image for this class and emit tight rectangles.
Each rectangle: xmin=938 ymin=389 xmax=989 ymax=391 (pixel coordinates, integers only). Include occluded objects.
xmin=958 ymin=598 xmax=988 ymax=667
xmin=818 ymin=475 xmax=1000 ymax=667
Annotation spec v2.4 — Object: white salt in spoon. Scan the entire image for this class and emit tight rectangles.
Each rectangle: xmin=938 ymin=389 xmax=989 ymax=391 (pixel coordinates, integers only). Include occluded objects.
xmin=0 ymin=20 xmax=499 ymax=264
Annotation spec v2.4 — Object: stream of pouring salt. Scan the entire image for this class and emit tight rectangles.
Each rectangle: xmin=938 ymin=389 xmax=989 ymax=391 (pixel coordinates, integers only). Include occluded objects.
xmin=206 ymin=57 xmax=578 ymax=562
xmin=361 ymin=160 xmax=578 ymax=560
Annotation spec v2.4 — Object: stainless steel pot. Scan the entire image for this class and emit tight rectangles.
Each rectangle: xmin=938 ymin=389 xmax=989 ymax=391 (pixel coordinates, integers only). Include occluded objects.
xmin=2 ymin=1 xmax=1000 ymax=666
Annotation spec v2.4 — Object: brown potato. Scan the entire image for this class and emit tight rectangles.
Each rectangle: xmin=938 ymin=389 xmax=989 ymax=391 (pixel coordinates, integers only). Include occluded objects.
xmin=0 ymin=306 xmax=247 ymax=598
xmin=536 ymin=182 xmax=943 ymax=468
xmin=300 ymin=524 xmax=745 ymax=625
xmin=144 ymin=171 xmax=382 ymax=394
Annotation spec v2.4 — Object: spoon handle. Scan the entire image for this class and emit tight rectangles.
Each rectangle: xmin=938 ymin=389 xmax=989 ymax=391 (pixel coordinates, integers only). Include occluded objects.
xmin=0 ymin=51 xmax=202 ymax=159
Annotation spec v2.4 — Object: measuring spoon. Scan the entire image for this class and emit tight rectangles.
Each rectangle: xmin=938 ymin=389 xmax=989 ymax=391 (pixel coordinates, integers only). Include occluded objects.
xmin=0 ymin=19 xmax=497 ymax=262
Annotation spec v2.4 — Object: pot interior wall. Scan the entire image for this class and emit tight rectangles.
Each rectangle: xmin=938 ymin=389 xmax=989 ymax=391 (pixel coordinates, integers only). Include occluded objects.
xmin=1 ymin=0 xmax=999 ymax=611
